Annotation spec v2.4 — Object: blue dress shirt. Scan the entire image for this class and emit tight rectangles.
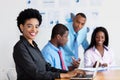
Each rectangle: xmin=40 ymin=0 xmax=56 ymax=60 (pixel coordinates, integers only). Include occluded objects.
xmin=62 ymin=22 xmax=89 ymax=66
xmin=41 ymin=42 xmax=68 ymax=70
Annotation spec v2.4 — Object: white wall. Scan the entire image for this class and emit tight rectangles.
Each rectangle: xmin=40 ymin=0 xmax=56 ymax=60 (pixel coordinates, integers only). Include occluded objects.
xmin=0 ymin=0 xmax=26 ymax=69
xmin=99 ymin=0 xmax=120 ymax=65
xmin=0 ymin=0 xmax=120 ymax=71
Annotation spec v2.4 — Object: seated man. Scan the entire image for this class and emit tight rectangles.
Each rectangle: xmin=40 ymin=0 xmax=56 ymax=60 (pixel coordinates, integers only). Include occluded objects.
xmin=42 ymin=23 xmax=80 ymax=71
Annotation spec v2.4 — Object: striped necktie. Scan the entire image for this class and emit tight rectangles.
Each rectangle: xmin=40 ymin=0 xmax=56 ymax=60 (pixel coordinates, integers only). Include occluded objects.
xmin=58 ymin=50 xmax=66 ymax=70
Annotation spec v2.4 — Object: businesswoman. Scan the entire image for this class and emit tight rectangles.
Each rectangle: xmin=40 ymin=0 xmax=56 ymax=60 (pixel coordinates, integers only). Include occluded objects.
xmin=84 ymin=27 xmax=115 ymax=68
xmin=13 ymin=8 xmax=85 ymax=80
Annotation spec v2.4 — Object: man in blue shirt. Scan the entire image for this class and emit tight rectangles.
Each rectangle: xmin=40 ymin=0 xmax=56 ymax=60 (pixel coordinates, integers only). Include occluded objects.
xmin=62 ymin=13 xmax=89 ymax=68
xmin=42 ymin=23 xmax=80 ymax=71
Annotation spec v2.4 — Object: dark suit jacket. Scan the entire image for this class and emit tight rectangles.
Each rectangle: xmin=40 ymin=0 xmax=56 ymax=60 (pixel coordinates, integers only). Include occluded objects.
xmin=13 ymin=36 xmax=67 ymax=80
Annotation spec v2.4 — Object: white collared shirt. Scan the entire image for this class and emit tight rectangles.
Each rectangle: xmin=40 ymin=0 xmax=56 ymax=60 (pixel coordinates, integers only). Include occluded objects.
xmin=84 ymin=46 xmax=115 ymax=67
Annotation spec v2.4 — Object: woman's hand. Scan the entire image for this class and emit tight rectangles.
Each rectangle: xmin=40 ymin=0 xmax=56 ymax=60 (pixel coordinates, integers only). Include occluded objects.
xmin=93 ymin=61 xmax=108 ymax=68
xmin=101 ymin=63 xmax=108 ymax=67
xmin=60 ymin=69 xmax=85 ymax=79
xmin=93 ymin=61 xmax=101 ymax=68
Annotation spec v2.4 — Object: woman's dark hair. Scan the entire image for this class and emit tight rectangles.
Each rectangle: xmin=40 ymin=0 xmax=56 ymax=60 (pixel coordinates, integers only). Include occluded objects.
xmin=85 ymin=27 xmax=109 ymax=52
xmin=51 ymin=23 xmax=68 ymax=39
xmin=17 ymin=8 xmax=42 ymax=33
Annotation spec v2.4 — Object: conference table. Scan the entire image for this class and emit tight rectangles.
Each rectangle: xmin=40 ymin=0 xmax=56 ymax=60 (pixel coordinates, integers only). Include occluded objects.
xmin=55 ymin=69 xmax=120 ymax=80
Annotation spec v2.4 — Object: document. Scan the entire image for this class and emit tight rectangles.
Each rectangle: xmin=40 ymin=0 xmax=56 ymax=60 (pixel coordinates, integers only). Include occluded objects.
xmin=79 ymin=67 xmax=108 ymax=72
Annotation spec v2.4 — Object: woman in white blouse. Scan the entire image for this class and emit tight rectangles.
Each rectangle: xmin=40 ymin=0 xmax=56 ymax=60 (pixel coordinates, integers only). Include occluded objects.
xmin=84 ymin=27 xmax=115 ymax=68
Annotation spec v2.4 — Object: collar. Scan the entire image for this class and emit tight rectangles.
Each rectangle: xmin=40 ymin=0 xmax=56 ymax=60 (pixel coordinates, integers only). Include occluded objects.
xmin=48 ymin=41 xmax=60 ymax=52
xmin=92 ymin=45 xmax=109 ymax=51
xmin=20 ymin=35 xmax=38 ymax=48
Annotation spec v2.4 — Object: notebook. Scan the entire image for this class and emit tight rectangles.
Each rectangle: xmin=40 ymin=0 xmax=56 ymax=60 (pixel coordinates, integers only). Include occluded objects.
xmin=70 ymin=61 xmax=99 ymax=80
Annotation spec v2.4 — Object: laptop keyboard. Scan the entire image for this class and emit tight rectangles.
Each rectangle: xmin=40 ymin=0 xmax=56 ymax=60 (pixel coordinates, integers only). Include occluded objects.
xmin=76 ymin=74 xmax=93 ymax=78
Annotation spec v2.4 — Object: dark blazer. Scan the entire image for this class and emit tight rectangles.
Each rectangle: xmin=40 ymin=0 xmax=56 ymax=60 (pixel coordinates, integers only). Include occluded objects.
xmin=13 ymin=36 xmax=67 ymax=80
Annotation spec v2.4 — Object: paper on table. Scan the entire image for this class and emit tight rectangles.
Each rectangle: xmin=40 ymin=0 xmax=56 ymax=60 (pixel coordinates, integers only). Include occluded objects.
xmin=79 ymin=67 xmax=108 ymax=72
xmin=108 ymin=66 xmax=120 ymax=70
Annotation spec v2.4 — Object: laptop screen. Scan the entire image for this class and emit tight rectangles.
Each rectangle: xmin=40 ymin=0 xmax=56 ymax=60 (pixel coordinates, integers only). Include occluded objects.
xmin=70 ymin=61 xmax=100 ymax=80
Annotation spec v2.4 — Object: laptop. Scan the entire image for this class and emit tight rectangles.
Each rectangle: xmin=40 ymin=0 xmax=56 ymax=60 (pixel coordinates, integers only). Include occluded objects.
xmin=70 ymin=61 xmax=99 ymax=80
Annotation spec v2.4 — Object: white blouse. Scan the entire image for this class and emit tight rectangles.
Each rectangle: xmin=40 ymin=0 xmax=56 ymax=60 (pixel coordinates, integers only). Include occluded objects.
xmin=84 ymin=46 xmax=115 ymax=67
